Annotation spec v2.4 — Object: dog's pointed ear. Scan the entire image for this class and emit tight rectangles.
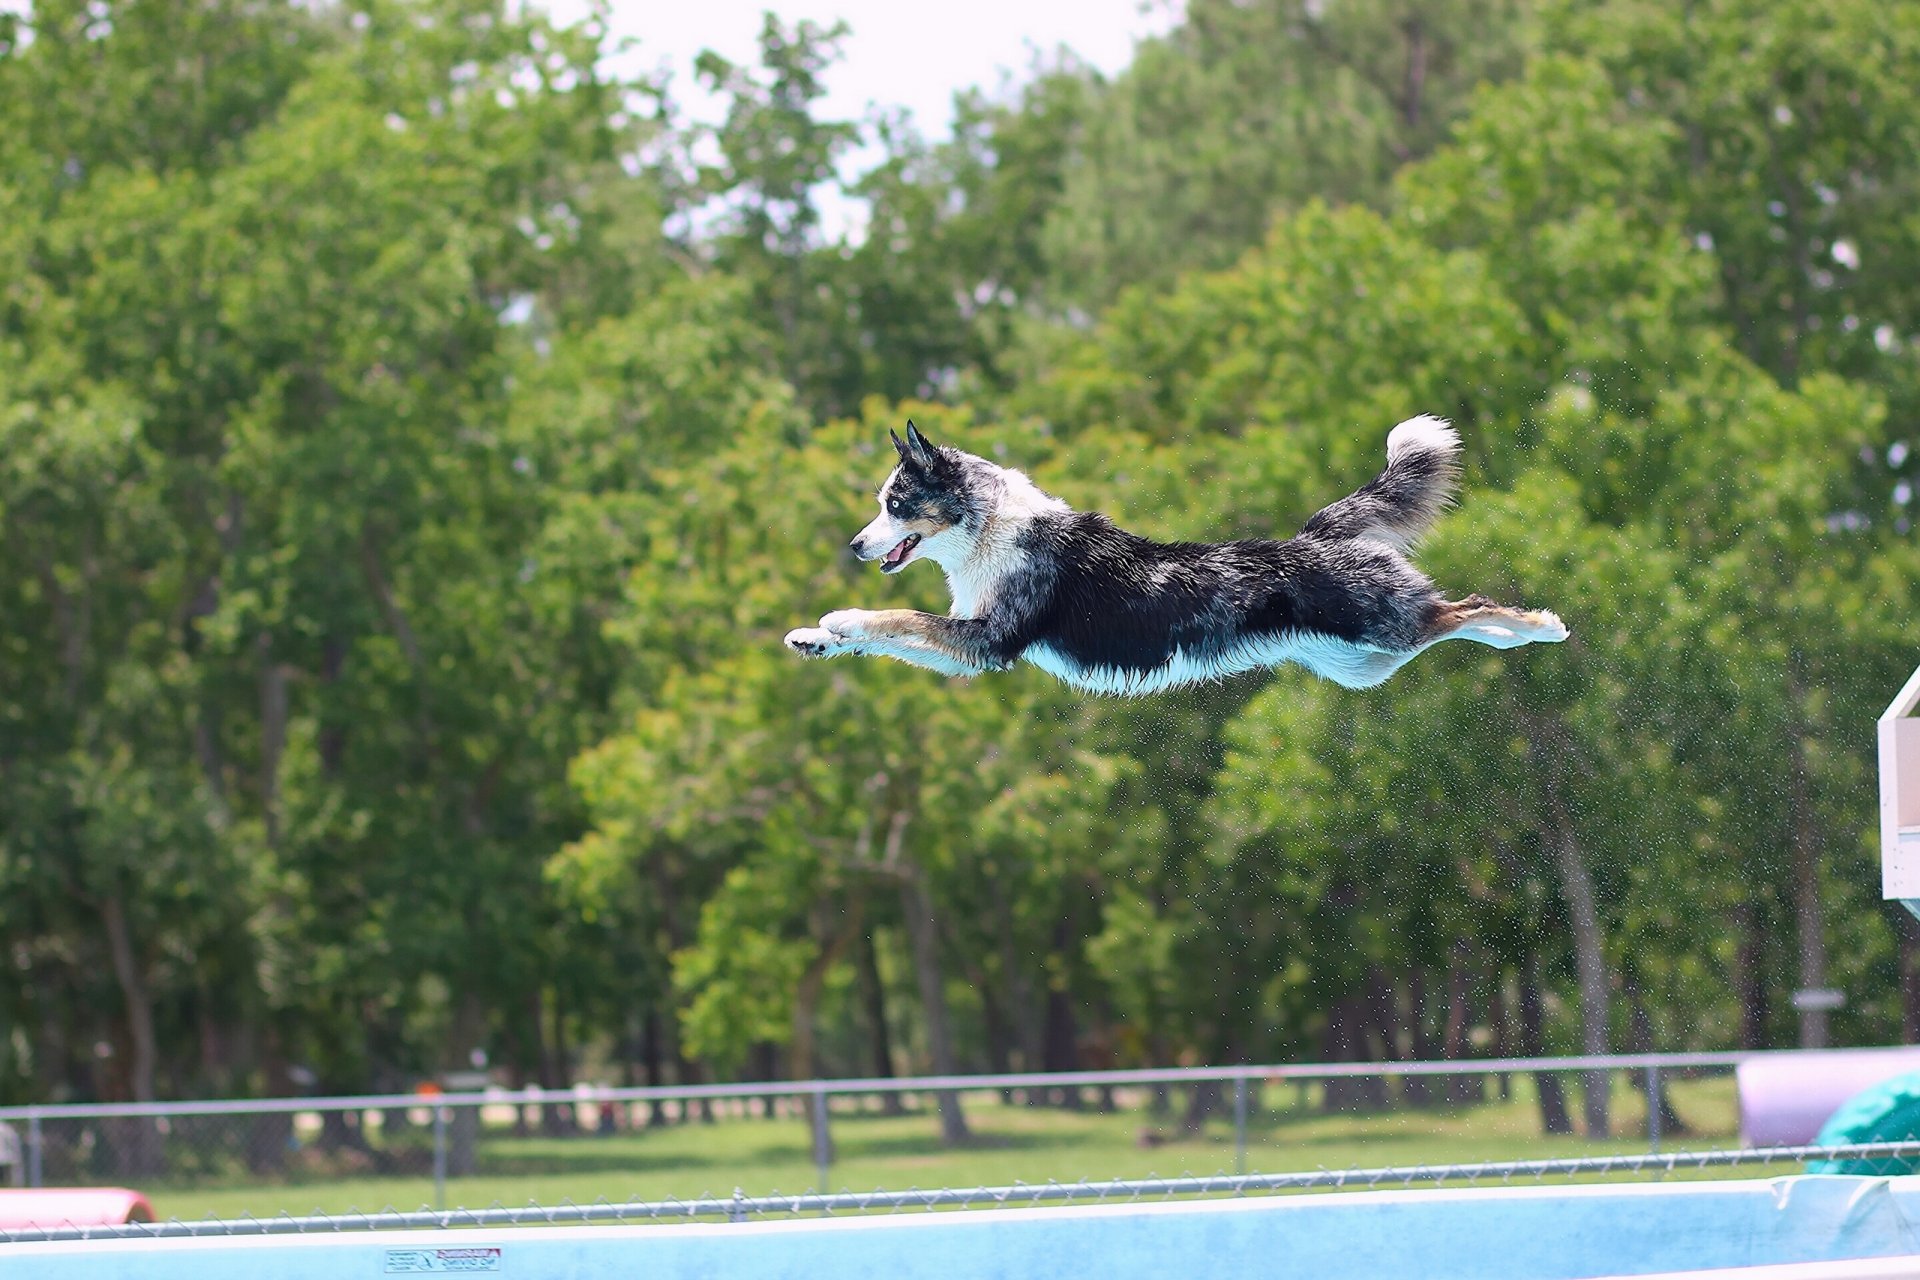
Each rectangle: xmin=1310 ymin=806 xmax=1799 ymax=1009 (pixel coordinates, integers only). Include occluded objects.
xmin=903 ymin=420 xmax=937 ymax=464
xmin=890 ymin=428 xmax=910 ymax=461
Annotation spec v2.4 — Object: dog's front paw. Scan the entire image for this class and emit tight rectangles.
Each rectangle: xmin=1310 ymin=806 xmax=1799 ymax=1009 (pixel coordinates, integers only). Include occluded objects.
xmin=785 ymin=627 xmax=841 ymax=658
xmin=819 ymin=609 xmax=872 ymax=639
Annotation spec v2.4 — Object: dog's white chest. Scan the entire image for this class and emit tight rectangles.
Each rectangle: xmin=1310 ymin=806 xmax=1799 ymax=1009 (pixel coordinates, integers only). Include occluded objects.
xmin=946 ymin=566 xmax=991 ymax=618
xmin=943 ymin=542 xmax=1026 ymax=619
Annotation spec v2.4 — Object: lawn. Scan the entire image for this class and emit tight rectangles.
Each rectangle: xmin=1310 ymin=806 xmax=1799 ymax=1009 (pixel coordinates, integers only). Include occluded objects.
xmin=148 ymin=1073 xmax=1752 ymax=1223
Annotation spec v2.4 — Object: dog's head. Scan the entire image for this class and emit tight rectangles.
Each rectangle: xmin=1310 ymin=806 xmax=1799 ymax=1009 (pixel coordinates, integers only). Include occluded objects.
xmin=850 ymin=422 xmax=979 ymax=574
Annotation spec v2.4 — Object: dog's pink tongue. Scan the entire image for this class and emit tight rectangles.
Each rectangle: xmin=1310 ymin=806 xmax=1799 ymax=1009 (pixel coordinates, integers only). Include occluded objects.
xmin=885 ymin=539 xmax=912 ymax=565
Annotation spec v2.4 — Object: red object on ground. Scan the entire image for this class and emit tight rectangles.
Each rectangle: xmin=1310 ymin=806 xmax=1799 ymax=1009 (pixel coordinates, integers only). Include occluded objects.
xmin=0 ymin=1188 xmax=155 ymax=1228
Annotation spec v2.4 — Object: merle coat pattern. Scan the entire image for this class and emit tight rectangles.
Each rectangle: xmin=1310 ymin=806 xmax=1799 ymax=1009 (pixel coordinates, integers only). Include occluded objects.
xmin=784 ymin=419 xmax=1566 ymax=694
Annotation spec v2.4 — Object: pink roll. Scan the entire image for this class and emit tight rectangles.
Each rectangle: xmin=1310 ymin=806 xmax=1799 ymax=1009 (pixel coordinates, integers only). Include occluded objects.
xmin=0 ymin=1187 xmax=155 ymax=1228
xmin=1738 ymin=1047 xmax=1920 ymax=1146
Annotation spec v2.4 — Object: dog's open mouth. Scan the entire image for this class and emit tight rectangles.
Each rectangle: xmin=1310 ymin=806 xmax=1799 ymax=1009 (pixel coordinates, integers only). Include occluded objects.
xmin=881 ymin=533 xmax=922 ymax=573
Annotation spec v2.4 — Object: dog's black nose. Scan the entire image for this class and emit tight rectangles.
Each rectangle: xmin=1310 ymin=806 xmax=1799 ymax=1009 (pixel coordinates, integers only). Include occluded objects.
xmin=848 ymin=538 xmax=863 ymax=553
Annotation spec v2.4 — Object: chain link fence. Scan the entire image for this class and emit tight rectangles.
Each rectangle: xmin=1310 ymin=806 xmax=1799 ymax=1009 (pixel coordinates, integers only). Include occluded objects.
xmin=0 ymin=1052 xmax=1807 ymax=1226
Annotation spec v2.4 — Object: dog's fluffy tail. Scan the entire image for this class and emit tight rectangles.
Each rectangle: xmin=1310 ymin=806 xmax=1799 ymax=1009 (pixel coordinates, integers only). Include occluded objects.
xmin=1299 ymin=415 xmax=1461 ymax=551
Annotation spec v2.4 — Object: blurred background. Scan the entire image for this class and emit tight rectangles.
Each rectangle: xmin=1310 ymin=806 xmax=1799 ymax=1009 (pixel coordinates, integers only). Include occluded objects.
xmin=1 ymin=0 xmax=1917 ymax=1218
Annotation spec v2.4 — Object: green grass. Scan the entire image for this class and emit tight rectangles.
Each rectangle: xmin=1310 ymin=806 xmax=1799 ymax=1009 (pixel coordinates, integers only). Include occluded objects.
xmin=145 ymin=1074 xmax=1756 ymax=1222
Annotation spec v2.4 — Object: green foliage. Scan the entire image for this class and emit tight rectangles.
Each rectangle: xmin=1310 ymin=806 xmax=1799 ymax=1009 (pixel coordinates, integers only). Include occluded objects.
xmin=1039 ymin=0 xmax=1540 ymax=310
xmin=4 ymin=0 xmax=1917 ymax=1122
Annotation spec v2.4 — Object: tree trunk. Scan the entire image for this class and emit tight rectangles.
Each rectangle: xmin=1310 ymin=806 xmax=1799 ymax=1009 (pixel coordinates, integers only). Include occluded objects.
xmin=651 ymin=850 xmax=710 ymax=1122
xmin=1542 ymin=791 xmax=1610 ymax=1138
xmin=101 ymin=894 xmax=157 ymax=1105
xmin=749 ymin=1042 xmax=779 ymax=1115
xmin=642 ymin=1007 xmax=667 ymax=1127
xmin=1521 ymin=953 xmax=1573 ymax=1135
xmin=1321 ymin=992 xmax=1390 ymax=1113
xmin=192 ymin=706 xmax=230 ymax=829
xmin=676 ymin=1052 xmax=714 ymax=1124
xmin=523 ymin=989 xmax=569 ymax=1136
xmin=317 ymin=637 xmax=349 ymax=772
xmin=1365 ymin=967 xmax=1401 ymax=1064
xmin=897 ymin=858 xmax=969 ymax=1143
xmin=619 ymin=1009 xmax=641 ymax=1090
xmin=1042 ymin=914 xmax=1081 ymax=1109
xmin=1149 ymin=1029 xmax=1174 ymax=1118
xmin=101 ymin=892 xmax=164 ymax=1177
xmin=978 ymin=979 xmax=1015 ymax=1097
xmin=1625 ymin=975 xmax=1688 ymax=1136
xmin=1441 ymin=959 xmax=1468 ymax=1056
xmin=447 ymin=989 xmax=486 ymax=1076
xmin=792 ymin=907 xmax=861 ymax=1157
xmin=989 ymin=876 xmax=1043 ymax=1072
xmin=1399 ymin=15 xmax=1427 ymax=134
xmin=259 ymin=633 xmax=289 ymax=848
xmin=319 ymin=1107 xmax=370 ymax=1153
xmin=184 ymin=495 xmax=242 ymax=822
xmin=1181 ymin=1080 xmax=1223 ymax=1134
xmin=248 ymin=1030 xmax=294 ymax=1174
xmin=1518 ymin=708 xmax=1611 ymax=1137
xmin=196 ymin=983 xmax=226 ymax=1094
xmin=549 ymin=989 xmax=577 ymax=1134
xmin=1784 ymin=669 xmax=1829 ymax=1049
xmin=1405 ymin=968 xmax=1450 ymax=1107
xmin=501 ymin=1027 xmax=532 ymax=1137
xmin=1733 ymin=901 xmax=1769 ymax=1048
xmin=854 ymin=930 xmax=906 ymax=1112
xmin=1442 ymin=946 xmax=1484 ymax=1105
xmin=1490 ymin=975 xmax=1514 ymax=1101
xmin=41 ymin=538 xmax=93 ymax=709
xmin=1399 ymin=970 xmax=1428 ymax=1106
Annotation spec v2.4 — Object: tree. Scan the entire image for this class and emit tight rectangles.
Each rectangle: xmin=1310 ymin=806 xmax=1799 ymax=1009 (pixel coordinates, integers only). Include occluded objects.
xmin=0 ymin=0 xmax=673 ymax=1106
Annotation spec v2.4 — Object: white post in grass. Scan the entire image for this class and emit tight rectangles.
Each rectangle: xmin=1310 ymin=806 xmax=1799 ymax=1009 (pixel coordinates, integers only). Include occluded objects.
xmin=1880 ymin=661 xmax=1920 ymax=920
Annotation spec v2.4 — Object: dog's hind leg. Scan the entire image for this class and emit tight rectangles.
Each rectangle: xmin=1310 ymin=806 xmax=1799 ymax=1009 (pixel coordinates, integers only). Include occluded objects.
xmin=1423 ymin=595 xmax=1569 ymax=650
xmin=1311 ymin=647 xmax=1422 ymax=690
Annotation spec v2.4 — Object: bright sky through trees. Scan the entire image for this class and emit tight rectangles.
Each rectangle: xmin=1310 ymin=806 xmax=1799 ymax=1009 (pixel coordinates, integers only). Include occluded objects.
xmin=543 ymin=0 xmax=1181 ymax=236
xmin=557 ymin=0 xmax=1178 ymax=131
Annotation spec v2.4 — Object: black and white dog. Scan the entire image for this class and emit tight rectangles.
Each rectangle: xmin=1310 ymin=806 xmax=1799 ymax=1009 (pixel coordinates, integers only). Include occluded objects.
xmin=784 ymin=419 xmax=1566 ymax=694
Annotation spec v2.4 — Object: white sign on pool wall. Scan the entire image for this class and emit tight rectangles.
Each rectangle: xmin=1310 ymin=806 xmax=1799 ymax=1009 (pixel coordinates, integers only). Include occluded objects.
xmin=384 ymin=1246 xmax=503 ymax=1273
xmin=5 ymin=1177 xmax=1920 ymax=1280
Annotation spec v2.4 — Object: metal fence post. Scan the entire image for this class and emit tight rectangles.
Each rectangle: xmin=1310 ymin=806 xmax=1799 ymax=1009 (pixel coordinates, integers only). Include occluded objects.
xmin=433 ymin=1104 xmax=449 ymax=1210
xmin=810 ymin=1088 xmax=832 ymax=1189
xmin=1233 ymin=1076 xmax=1249 ymax=1175
xmin=1646 ymin=1065 xmax=1661 ymax=1154
xmin=26 ymin=1109 xmax=42 ymax=1188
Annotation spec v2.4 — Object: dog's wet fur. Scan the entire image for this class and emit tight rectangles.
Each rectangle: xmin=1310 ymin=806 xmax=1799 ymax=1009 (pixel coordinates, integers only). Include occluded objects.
xmin=784 ymin=418 xmax=1567 ymax=694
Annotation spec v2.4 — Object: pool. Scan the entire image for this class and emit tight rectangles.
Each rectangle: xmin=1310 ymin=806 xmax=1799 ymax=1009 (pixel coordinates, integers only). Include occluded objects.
xmin=5 ymin=1174 xmax=1918 ymax=1279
